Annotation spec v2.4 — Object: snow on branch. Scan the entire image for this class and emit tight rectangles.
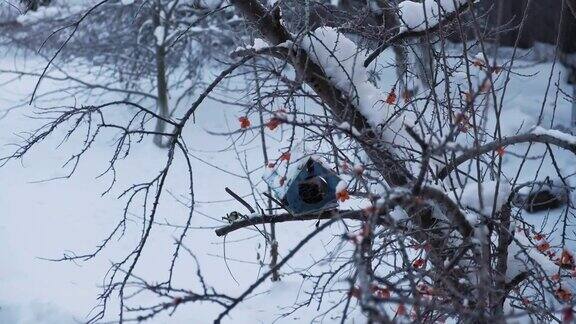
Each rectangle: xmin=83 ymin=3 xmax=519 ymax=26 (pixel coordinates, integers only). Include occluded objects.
xmin=301 ymin=28 xmax=387 ymax=128
xmin=15 ymin=3 xmax=87 ymax=25
xmin=300 ymin=27 xmax=412 ymax=148
xmin=438 ymin=128 xmax=576 ymax=180
xmin=364 ymin=0 xmax=473 ymax=67
xmin=229 ymin=0 xmax=415 ymax=185
xmin=507 ymin=230 xmax=560 ymax=283
xmin=397 ymin=0 xmax=468 ymax=33
xmin=531 ymin=126 xmax=576 ymax=145
xmin=450 ymin=180 xmax=512 ymax=216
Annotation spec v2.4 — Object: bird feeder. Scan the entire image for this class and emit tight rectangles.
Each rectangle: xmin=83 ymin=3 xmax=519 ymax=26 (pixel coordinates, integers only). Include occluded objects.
xmin=264 ymin=157 xmax=341 ymax=215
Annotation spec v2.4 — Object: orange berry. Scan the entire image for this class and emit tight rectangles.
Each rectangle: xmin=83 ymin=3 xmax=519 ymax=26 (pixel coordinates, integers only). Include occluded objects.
xmin=336 ymin=189 xmax=350 ymax=202
xmin=559 ymin=250 xmax=575 ymax=268
xmin=238 ymin=116 xmax=251 ymax=129
xmin=537 ymin=241 xmax=551 ymax=253
xmin=386 ymin=89 xmax=397 ymax=105
xmin=496 ymin=146 xmax=506 ymax=157
xmin=396 ymin=304 xmax=407 ymax=316
xmin=557 ymin=287 xmax=573 ymax=302
xmin=413 ymin=258 xmax=426 ymax=269
xmin=267 ymin=117 xmax=282 ymax=130
xmin=279 ymin=152 xmax=291 ymax=162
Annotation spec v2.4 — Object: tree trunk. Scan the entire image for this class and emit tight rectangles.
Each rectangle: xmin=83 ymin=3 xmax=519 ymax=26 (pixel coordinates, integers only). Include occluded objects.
xmin=570 ymin=83 xmax=576 ymax=134
xmin=153 ymin=7 xmax=170 ymax=148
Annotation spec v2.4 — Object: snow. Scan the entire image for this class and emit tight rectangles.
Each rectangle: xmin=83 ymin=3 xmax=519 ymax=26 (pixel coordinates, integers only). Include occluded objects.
xmin=16 ymin=6 xmax=60 ymax=25
xmin=336 ymin=180 xmax=348 ymax=193
xmin=474 ymin=52 xmax=488 ymax=64
xmin=389 ymin=206 xmax=408 ymax=222
xmin=0 ymin=301 xmax=76 ymax=324
xmin=531 ymin=126 xmax=576 ymax=145
xmin=452 ymin=71 xmax=468 ymax=85
xmin=506 ymin=230 xmax=559 ymax=281
xmin=300 ymin=27 xmax=413 ymax=150
xmin=336 ymin=121 xmax=361 ymax=136
xmin=250 ymin=38 xmax=269 ymax=50
xmin=188 ymin=25 xmax=222 ymax=34
xmin=234 ymin=38 xmax=270 ymax=53
xmin=397 ymin=0 xmax=467 ymax=33
xmin=14 ymin=2 xmax=88 ymax=25
xmin=121 ymin=0 xmax=134 ymax=5
xmin=154 ymin=26 xmax=165 ymax=46
xmin=301 ymin=27 xmax=383 ymax=126
xmin=201 ymin=0 xmax=224 ymax=9
xmin=452 ymin=180 xmax=512 ymax=216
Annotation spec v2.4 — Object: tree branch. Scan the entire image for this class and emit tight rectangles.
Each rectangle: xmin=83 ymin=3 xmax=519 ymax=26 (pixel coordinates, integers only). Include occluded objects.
xmin=363 ymin=0 xmax=474 ymax=67
xmin=437 ymin=131 xmax=576 ymax=180
xmin=566 ymin=0 xmax=576 ymax=19
xmin=215 ymin=217 xmax=338 ymax=322
xmin=230 ymin=0 xmax=412 ymax=186
xmin=215 ymin=209 xmax=364 ymax=236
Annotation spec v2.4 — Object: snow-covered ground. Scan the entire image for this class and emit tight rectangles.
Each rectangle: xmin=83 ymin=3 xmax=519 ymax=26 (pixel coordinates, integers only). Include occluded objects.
xmin=0 ymin=46 xmax=574 ymax=323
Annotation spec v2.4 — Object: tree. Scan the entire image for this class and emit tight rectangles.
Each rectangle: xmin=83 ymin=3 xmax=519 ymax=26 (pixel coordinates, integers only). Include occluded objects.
xmin=1 ymin=0 xmax=235 ymax=147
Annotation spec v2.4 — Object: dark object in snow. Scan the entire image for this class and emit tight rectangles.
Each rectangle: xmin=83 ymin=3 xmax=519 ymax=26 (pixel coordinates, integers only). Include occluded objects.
xmin=567 ymin=67 xmax=576 ymax=85
xmin=264 ymin=157 xmax=341 ymax=215
xmin=524 ymin=190 xmax=562 ymax=212
xmin=513 ymin=182 xmax=569 ymax=213
xmin=20 ymin=0 xmax=51 ymax=12
xmin=298 ymin=176 xmax=329 ymax=204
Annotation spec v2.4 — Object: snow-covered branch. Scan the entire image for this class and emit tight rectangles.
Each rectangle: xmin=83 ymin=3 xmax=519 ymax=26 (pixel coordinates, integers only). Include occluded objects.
xmin=438 ymin=128 xmax=576 ymax=180
xmin=363 ymin=0 xmax=473 ymax=67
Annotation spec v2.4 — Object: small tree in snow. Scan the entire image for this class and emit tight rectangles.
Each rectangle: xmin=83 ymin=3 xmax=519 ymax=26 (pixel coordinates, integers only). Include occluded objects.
xmin=1 ymin=0 xmax=235 ymax=147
